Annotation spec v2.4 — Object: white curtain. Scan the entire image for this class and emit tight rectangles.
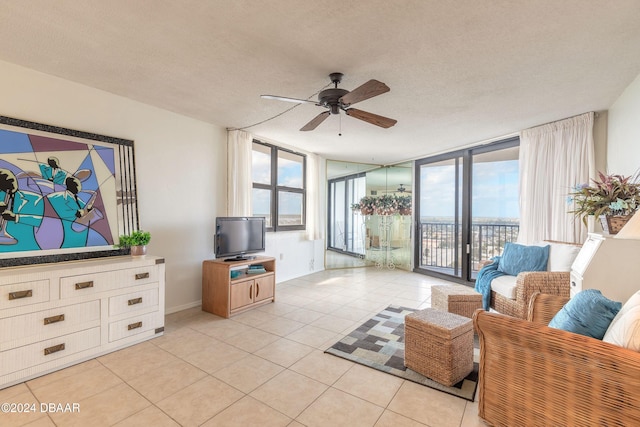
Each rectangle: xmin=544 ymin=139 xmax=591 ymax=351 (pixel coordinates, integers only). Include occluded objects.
xmin=518 ymin=112 xmax=595 ymax=244
xmin=306 ymin=153 xmax=325 ymax=240
xmin=227 ymin=130 xmax=253 ymax=216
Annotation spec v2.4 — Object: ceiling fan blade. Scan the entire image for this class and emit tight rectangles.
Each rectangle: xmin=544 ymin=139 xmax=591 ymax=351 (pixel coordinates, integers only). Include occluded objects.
xmin=261 ymin=94 xmax=317 ymax=105
xmin=300 ymin=111 xmax=330 ymax=131
xmin=339 ymin=79 xmax=390 ymax=106
xmin=345 ymin=108 xmax=397 ymax=128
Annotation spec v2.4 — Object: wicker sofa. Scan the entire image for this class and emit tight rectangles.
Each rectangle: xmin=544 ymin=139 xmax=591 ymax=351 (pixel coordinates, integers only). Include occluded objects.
xmin=473 ymin=293 xmax=640 ymax=426
xmin=482 ymin=240 xmax=579 ymax=319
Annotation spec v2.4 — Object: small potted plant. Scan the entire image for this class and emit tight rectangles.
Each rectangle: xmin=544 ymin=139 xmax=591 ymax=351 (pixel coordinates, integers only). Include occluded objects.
xmin=118 ymin=230 xmax=151 ymax=256
xmin=569 ymin=172 xmax=640 ymax=234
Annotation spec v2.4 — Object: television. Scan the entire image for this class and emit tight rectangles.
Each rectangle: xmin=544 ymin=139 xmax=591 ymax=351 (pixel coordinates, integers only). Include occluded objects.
xmin=215 ymin=217 xmax=266 ymax=261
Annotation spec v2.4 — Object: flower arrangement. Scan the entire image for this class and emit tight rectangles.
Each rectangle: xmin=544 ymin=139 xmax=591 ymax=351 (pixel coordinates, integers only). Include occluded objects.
xmin=351 ymin=196 xmax=376 ymax=215
xmin=351 ymin=194 xmax=412 ymax=216
xmin=569 ymin=172 xmax=640 ymax=226
xmin=396 ymin=195 xmax=412 ymax=215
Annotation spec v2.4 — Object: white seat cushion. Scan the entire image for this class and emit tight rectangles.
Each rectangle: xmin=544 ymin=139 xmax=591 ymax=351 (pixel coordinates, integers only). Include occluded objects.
xmin=548 ymin=242 xmax=582 ymax=271
xmin=490 ymin=275 xmax=518 ymax=300
xmin=534 ymin=241 xmax=582 ymax=271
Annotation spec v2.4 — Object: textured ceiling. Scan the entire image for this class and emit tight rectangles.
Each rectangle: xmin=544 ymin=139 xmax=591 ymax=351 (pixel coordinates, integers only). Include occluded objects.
xmin=1 ymin=1 xmax=640 ymax=164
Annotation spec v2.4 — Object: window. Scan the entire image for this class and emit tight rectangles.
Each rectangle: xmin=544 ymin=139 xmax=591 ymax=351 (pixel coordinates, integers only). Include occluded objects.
xmin=252 ymin=140 xmax=306 ymax=231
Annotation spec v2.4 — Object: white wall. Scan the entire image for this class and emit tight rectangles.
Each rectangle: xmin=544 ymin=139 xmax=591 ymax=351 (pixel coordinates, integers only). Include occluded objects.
xmin=263 ymin=233 xmax=325 ymax=283
xmin=608 ymin=73 xmax=640 ymax=175
xmin=0 ymin=60 xmax=226 ymax=313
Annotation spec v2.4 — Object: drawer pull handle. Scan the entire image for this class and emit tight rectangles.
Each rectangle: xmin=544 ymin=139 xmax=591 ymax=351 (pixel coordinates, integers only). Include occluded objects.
xmin=128 ymin=321 xmax=142 ymax=330
xmin=256 ymin=283 xmax=260 ymax=298
xmin=75 ymin=281 xmax=94 ymax=290
xmin=135 ymin=272 xmax=150 ymax=280
xmin=8 ymin=289 xmax=33 ymax=300
xmin=44 ymin=343 xmax=65 ymax=356
xmin=128 ymin=297 xmax=143 ymax=306
xmin=44 ymin=314 xmax=65 ymax=325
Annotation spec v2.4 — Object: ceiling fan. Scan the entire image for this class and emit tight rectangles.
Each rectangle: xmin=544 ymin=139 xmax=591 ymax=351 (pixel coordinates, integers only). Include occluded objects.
xmin=261 ymin=72 xmax=397 ymax=131
xmin=380 ymin=183 xmax=411 ymax=195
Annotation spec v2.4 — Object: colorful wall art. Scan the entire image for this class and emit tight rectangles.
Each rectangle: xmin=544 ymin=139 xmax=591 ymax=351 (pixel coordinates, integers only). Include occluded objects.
xmin=0 ymin=116 xmax=138 ymax=266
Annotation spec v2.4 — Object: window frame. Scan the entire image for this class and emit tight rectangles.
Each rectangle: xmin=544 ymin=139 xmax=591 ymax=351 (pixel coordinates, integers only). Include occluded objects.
xmin=252 ymin=140 xmax=307 ymax=232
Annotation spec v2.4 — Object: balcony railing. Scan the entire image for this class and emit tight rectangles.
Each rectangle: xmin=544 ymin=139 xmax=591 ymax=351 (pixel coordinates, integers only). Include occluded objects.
xmin=419 ymin=222 xmax=519 ymax=272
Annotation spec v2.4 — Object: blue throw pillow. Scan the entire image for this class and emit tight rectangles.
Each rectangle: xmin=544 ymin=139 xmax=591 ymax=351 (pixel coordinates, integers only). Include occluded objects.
xmin=548 ymin=289 xmax=622 ymax=339
xmin=497 ymin=242 xmax=549 ymax=276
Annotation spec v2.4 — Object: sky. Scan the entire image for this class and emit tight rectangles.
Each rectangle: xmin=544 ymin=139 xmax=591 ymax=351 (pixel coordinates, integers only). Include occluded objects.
xmin=252 ymin=149 xmax=303 ymax=217
xmin=420 ymin=160 xmax=519 ymax=220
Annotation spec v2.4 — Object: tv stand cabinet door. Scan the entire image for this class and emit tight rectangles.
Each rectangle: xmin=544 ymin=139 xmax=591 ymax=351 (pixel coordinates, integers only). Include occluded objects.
xmin=255 ymin=275 xmax=275 ymax=303
xmin=230 ymin=279 xmax=254 ymax=310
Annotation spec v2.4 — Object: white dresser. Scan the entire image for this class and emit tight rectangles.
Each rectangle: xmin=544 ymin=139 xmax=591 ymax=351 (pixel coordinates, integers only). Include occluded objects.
xmin=0 ymin=255 xmax=165 ymax=389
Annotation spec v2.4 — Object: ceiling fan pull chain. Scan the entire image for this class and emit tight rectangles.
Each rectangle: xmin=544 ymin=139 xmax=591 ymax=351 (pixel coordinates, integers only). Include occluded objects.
xmin=339 ymin=113 xmax=342 ymax=136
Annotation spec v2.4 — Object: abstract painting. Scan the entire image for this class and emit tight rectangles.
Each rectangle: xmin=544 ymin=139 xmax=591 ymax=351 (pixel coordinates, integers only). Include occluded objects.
xmin=0 ymin=116 xmax=138 ymax=266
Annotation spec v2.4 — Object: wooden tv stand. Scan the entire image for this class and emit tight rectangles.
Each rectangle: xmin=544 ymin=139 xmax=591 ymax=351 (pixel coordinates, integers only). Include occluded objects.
xmin=202 ymin=256 xmax=276 ymax=318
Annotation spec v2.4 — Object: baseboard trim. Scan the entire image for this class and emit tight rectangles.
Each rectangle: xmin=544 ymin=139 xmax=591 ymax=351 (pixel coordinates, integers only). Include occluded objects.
xmin=165 ymin=300 xmax=202 ymax=314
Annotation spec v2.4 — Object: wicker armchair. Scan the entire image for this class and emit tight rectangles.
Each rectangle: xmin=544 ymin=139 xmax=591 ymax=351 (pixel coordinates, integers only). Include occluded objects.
xmin=489 ymin=269 xmax=570 ymax=319
xmin=473 ymin=293 xmax=640 ymax=427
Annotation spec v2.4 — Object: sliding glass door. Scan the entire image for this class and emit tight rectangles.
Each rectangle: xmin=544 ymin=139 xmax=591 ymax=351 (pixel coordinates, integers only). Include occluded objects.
xmin=414 ymin=138 xmax=519 ymax=283
xmin=416 ymin=156 xmax=464 ymax=278
xmin=328 ymin=173 xmax=367 ymax=255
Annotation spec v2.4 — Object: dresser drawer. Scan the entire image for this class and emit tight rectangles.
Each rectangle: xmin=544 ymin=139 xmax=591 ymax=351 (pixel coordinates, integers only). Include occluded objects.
xmin=0 ymin=280 xmax=50 ymax=310
xmin=0 ymin=327 xmax=101 ymax=376
xmin=0 ymin=300 xmax=100 ymax=351
xmin=108 ymin=312 xmax=163 ymax=342
xmin=109 ymin=287 xmax=159 ymax=317
xmin=60 ymin=265 xmax=158 ymax=299
xmin=59 ymin=272 xmax=109 ymax=299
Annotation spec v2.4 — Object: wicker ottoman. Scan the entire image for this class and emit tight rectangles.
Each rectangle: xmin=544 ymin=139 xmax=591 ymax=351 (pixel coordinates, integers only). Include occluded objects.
xmin=404 ymin=308 xmax=473 ymax=386
xmin=432 ymin=284 xmax=483 ymax=318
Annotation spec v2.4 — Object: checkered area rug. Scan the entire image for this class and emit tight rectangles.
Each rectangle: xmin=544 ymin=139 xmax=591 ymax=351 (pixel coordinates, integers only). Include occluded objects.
xmin=325 ymin=305 xmax=478 ymax=401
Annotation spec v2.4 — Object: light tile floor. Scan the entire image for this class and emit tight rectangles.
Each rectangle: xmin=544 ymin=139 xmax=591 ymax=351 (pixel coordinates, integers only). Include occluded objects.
xmin=1 ymin=267 xmax=488 ymax=427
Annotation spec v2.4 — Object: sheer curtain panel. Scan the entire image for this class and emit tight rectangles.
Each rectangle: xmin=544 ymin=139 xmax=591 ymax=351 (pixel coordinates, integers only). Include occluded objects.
xmin=518 ymin=112 xmax=594 ymax=244
xmin=227 ymin=130 xmax=253 ymax=216
xmin=306 ymin=153 xmax=325 ymax=241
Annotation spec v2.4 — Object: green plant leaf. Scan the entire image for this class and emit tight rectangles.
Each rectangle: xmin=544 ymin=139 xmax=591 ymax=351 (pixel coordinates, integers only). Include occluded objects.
xmin=117 ymin=230 xmax=151 ymax=248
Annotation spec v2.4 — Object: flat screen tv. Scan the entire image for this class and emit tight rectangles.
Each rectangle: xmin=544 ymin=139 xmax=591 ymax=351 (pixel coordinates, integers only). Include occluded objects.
xmin=215 ymin=217 xmax=266 ymax=261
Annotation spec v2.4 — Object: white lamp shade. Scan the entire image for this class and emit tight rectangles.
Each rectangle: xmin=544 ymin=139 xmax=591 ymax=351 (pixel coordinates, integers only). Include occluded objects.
xmin=615 ymin=211 xmax=640 ymax=239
